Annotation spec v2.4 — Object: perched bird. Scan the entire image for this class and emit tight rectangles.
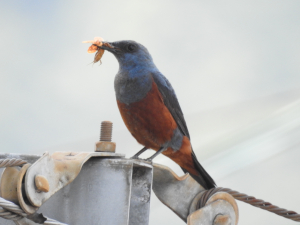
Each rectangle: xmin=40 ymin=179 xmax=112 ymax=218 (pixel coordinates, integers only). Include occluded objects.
xmin=100 ymin=40 xmax=216 ymax=189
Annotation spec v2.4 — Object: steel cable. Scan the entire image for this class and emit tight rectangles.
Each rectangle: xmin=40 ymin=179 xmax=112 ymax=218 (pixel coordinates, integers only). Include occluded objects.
xmin=45 ymin=218 xmax=68 ymax=225
xmin=0 ymin=159 xmax=26 ymax=168
xmin=0 ymin=207 xmax=23 ymax=221
xmin=0 ymin=196 xmax=67 ymax=225
xmin=0 ymin=198 xmax=27 ymax=217
xmin=0 ymin=158 xmax=68 ymax=225
xmin=198 ymin=187 xmax=300 ymax=222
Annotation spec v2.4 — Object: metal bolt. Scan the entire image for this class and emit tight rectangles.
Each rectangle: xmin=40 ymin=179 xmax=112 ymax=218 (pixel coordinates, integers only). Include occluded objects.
xmin=35 ymin=175 xmax=49 ymax=193
xmin=95 ymin=121 xmax=116 ymax=152
xmin=100 ymin=121 xmax=113 ymax=142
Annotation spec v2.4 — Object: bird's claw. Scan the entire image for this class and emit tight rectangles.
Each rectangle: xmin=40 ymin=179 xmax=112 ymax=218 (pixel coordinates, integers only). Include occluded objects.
xmin=130 ymin=155 xmax=140 ymax=160
xmin=144 ymin=158 xmax=153 ymax=162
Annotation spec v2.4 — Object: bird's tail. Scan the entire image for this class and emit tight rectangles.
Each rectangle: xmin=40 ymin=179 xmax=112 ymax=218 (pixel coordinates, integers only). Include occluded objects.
xmin=164 ymin=136 xmax=216 ymax=189
xmin=181 ymin=149 xmax=216 ymax=189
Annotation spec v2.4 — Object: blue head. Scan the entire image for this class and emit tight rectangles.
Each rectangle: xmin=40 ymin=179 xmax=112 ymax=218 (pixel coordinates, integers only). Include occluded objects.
xmin=100 ymin=40 xmax=158 ymax=103
xmin=100 ymin=40 xmax=157 ymax=75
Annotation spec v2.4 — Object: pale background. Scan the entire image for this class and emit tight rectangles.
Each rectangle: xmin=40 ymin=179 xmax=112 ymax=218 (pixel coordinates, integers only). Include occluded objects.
xmin=1 ymin=1 xmax=300 ymax=224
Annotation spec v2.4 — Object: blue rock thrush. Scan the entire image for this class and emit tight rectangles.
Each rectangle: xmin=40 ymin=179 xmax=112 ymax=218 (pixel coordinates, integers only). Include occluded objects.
xmin=100 ymin=40 xmax=216 ymax=189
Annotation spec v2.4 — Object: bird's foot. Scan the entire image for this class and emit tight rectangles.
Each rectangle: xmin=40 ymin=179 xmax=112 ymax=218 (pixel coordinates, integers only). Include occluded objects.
xmin=130 ymin=155 xmax=141 ymax=160
xmin=130 ymin=147 xmax=148 ymax=160
xmin=144 ymin=157 xmax=153 ymax=162
xmin=143 ymin=147 xmax=165 ymax=162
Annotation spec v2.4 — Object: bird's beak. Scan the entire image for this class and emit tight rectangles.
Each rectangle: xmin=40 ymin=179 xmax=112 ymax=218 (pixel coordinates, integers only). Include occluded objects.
xmin=99 ymin=42 xmax=120 ymax=54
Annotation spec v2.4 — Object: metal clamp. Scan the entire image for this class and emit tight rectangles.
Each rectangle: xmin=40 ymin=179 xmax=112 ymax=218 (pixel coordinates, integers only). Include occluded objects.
xmin=188 ymin=191 xmax=238 ymax=225
xmin=152 ymin=163 xmax=239 ymax=225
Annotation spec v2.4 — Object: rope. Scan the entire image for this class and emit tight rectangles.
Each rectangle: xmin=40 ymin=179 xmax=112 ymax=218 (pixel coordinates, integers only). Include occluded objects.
xmin=0 ymin=159 xmax=27 ymax=168
xmin=197 ymin=187 xmax=300 ymax=222
xmin=0 ymin=158 xmax=68 ymax=225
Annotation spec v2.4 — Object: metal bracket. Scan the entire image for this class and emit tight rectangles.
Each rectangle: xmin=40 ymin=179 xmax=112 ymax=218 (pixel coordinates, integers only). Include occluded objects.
xmin=188 ymin=199 xmax=236 ymax=225
xmin=25 ymin=151 xmax=124 ymax=208
xmin=152 ymin=163 xmax=205 ymax=222
xmin=1 ymin=152 xmax=239 ymax=225
xmin=188 ymin=192 xmax=238 ymax=225
xmin=152 ymin=163 xmax=239 ymax=225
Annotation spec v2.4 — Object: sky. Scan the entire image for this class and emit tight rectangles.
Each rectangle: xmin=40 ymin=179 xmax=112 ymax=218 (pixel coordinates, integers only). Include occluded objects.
xmin=0 ymin=1 xmax=300 ymax=225
xmin=1 ymin=1 xmax=300 ymax=154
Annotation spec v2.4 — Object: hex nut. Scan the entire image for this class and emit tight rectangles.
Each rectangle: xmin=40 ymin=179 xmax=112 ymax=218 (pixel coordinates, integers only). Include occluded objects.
xmin=95 ymin=141 xmax=116 ymax=152
xmin=35 ymin=175 xmax=50 ymax=193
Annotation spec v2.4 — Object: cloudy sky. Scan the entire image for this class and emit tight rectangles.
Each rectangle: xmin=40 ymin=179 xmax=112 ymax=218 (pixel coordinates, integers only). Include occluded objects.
xmin=0 ymin=1 xmax=300 ymax=224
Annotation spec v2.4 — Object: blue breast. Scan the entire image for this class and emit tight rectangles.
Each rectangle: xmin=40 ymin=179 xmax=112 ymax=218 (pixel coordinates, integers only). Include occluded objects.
xmin=114 ymin=53 xmax=158 ymax=104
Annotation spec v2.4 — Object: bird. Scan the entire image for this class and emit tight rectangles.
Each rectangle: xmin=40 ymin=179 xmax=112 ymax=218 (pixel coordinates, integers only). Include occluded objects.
xmin=99 ymin=40 xmax=216 ymax=189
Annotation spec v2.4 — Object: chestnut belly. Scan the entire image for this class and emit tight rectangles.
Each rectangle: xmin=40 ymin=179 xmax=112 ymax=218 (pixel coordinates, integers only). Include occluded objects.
xmin=117 ymin=81 xmax=177 ymax=150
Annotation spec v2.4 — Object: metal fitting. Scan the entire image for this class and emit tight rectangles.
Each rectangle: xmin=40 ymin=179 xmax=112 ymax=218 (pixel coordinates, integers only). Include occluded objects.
xmin=213 ymin=215 xmax=231 ymax=225
xmin=35 ymin=175 xmax=50 ymax=193
xmin=152 ymin=164 xmax=239 ymax=225
xmin=95 ymin=121 xmax=116 ymax=152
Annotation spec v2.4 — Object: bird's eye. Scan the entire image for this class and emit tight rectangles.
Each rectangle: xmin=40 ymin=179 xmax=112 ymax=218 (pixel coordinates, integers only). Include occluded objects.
xmin=127 ymin=44 xmax=136 ymax=52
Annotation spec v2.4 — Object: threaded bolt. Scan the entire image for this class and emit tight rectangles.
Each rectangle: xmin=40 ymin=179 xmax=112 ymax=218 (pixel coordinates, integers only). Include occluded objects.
xmin=100 ymin=121 xmax=113 ymax=142
xmin=95 ymin=121 xmax=115 ymax=152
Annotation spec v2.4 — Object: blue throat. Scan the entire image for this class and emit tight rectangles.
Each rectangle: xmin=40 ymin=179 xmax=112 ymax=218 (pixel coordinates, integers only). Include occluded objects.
xmin=114 ymin=53 xmax=159 ymax=104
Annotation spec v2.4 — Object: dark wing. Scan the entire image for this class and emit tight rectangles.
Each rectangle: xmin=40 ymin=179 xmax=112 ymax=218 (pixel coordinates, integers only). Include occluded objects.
xmin=152 ymin=72 xmax=190 ymax=139
xmin=152 ymin=72 xmax=216 ymax=189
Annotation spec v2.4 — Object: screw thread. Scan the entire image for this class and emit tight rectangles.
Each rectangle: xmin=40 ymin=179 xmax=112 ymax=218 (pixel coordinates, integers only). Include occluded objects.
xmin=100 ymin=121 xmax=113 ymax=142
